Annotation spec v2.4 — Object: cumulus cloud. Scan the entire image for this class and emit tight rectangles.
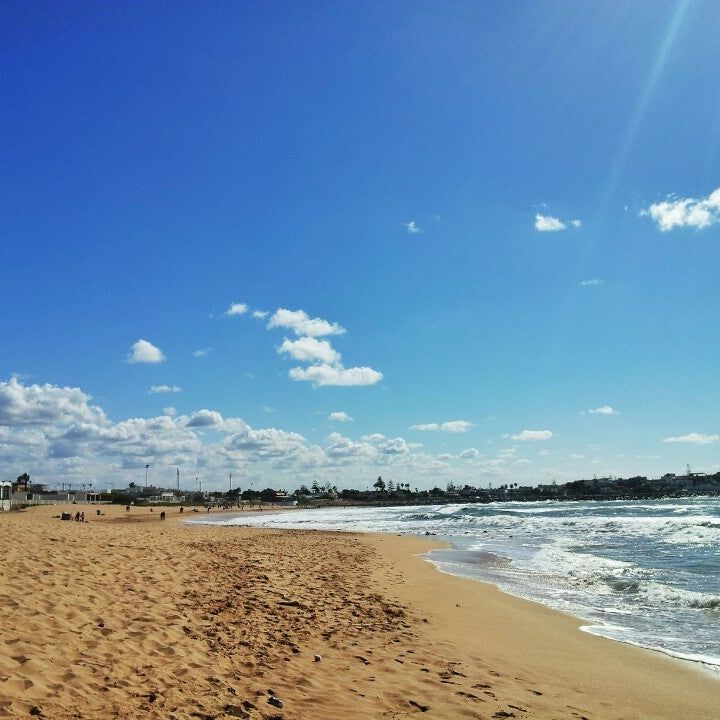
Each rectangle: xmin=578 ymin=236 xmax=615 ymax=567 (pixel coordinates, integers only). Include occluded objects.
xmin=128 ymin=339 xmax=165 ymax=364
xmin=411 ymin=420 xmax=473 ymax=433
xmin=511 ymin=430 xmax=553 ymax=441
xmin=589 ymin=406 xmax=618 ymax=415
xmin=378 ymin=437 xmax=410 ymax=455
xmin=224 ymin=424 xmax=305 ymax=458
xmin=289 ymin=364 xmax=382 ymax=387
xmin=252 ymin=310 xmax=269 ymax=319
xmin=581 ymin=279 xmax=604 ymax=287
xmin=663 ymin=433 xmax=719 ymax=445
xmin=278 ymin=337 xmax=341 ymax=365
xmin=193 ymin=348 xmax=211 ymax=358
xmin=265 ymin=307 xmax=381 ymax=389
xmin=0 ymin=378 xmax=475 ymax=490
xmin=186 ymin=409 xmax=223 ymax=427
xmin=0 ymin=378 xmax=106 ymax=426
xmin=328 ymin=411 xmax=352 ymax=422
xmin=226 ymin=302 xmax=249 ymax=316
xmin=325 ymin=432 xmax=373 ymax=460
xmin=149 ymin=385 xmax=182 ymax=394
xmin=535 ymin=214 xmax=567 ymax=232
xmin=642 ymin=187 xmax=720 ymax=231
xmin=459 ymin=448 xmax=480 ymax=459
xmin=571 ymin=219 xmax=582 ymax=228
xmin=404 ymin=220 xmax=422 ymax=234
xmin=268 ymin=309 xmax=345 ymax=337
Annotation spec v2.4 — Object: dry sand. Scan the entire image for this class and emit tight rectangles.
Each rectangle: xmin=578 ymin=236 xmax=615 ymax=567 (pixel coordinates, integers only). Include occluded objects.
xmin=0 ymin=503 xmax=718 ymax=719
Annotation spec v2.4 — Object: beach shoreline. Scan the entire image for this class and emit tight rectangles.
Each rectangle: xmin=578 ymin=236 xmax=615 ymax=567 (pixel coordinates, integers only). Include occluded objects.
xmin=1 ymin=503 xmax=718 ymax=719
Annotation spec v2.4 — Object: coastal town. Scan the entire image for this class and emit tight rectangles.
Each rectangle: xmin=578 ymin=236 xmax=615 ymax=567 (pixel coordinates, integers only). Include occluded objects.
xmin=3 ymin=467 xmax=720 ymax=511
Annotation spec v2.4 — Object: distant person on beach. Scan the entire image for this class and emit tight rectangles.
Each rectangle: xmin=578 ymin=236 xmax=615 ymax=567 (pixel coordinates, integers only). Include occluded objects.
xmin=179 ymin=506 xmax=184 ymax=514
xmin=74 ymin=511 xmax=80 ymax=522
xmin=125 ymin=505 xmax=130 ymax=512
xmin=80 ymin=511 xmax=84 ymax=522
xmin=160 ymin=511 xmax=166 ymax=521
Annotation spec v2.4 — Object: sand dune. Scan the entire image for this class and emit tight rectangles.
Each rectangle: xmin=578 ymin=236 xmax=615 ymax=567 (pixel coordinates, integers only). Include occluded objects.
xmin=0 ymin=504 xmax=718 ymax=719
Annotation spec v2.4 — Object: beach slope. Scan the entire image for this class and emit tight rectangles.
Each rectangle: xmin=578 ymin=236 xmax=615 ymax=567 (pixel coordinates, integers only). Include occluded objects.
xmin=0 ymin=504 xmax=718 ymax=719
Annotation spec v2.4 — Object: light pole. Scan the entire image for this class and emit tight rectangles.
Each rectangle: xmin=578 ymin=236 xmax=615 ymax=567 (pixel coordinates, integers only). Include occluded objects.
xmin=229 ymin=473 xmax=232 ymax=492
xmin=145 ymin=464 xmax=149 ymax=488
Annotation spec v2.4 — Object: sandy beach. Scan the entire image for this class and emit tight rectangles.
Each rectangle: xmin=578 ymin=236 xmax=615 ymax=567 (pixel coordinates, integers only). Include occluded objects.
xmin=1 ymin=503 xmax=718 ymax=720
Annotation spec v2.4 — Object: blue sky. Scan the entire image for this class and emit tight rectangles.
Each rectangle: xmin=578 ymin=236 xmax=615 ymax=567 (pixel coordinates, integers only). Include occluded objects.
xmin=2 ymin=1 xmax=720 ymax=491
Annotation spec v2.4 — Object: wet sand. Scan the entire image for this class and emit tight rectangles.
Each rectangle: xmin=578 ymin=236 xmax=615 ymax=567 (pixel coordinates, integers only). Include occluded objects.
xmin=0 ymin=503 xmax=718 ymax=719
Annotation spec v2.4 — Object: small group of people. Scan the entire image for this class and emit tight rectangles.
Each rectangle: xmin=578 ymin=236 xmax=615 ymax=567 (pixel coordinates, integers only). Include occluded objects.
xmin=74 ymin=511 xmax=85 ymax=522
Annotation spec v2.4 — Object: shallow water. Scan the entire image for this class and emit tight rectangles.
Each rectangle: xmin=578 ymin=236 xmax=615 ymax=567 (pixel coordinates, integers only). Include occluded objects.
xmin=193 ymin=497 xmax=720 ymax=674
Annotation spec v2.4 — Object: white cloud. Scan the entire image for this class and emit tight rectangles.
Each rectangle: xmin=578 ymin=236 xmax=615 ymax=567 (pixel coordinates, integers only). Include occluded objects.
xmin=325 ymin=432 xmax=374 ymax=461
xmin=226 ymin=302 xmax=249 ymax=316
xmin=278 ymin=337 xmax=342 ymax=365
xmin=361 ymin=433 xmax=386 ymax=442
xmin=663 ymin=433 xmax=719 ymax=445
xmin=404 ymin=220 xmax=422 ymax=234
xmin=412 ymin=423 xmax=440 ymax=432
xmin=186 ymin=409 xmax=223 ymax=427
xmin=328 ymin=411 xmax=352 ymax=422
xmin=581 ymin=279 xmax=604 ymax=287
xmin=571 ymin=219 xmax=582 ymax=228
xmin=163 ymin=407 xmax=177 ymax=417
xmin=642 ymin=188 xmax=720 ymax=231
xmin=1 ymin=378 xmax=457 ymax=489
xmin=149 ymin=385 xmax=182 ymax=394
xmin=128 ymin=339 xmax=166 ymax=364
xmin=378 ymin=437 xmax=410 ymax=455
xmin=411 ymin=420 xmax=473 ymax=433
xmin=459 ymin=448 xmax=480 ymax=459
xmin=440 ymin=420 xmax=473 ymax=433
xmin=535 ymin=214 xmax=567 ymax=232
xmin=512 ymin=429 xmax=553 ymax=441
xmin=570 ymin=453 xmax=585 ymax=460
xmin=289 ymin=364 xmax=383 ymax=387
xmin=224 ymin=424 xmax=305 ymax=457
xmin=252 ymin=310 xmax=269 ymax=319
xmin=268 ymin=309 xmax=345 ymax=338
xmin=0 ymin=377 xmax=106 ymax=426
xmin=589 ymin=405 xmax=618 ymax=415
xmin=193 ymin=348 xmax=211 ymax=358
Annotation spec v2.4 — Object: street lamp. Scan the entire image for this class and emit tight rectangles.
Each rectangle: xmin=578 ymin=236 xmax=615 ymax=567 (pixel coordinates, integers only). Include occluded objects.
xmin=145 ymin=464 xmax=149 ymax=488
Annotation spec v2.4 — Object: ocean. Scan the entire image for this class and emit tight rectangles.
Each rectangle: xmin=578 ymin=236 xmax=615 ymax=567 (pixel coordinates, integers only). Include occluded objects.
xmin=193 ymin=497 xmax=720 ymax=675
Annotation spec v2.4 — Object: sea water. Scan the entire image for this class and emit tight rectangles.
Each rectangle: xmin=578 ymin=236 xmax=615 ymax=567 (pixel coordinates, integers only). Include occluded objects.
xmin=194 ymin=497 xmax=720 ymax=674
